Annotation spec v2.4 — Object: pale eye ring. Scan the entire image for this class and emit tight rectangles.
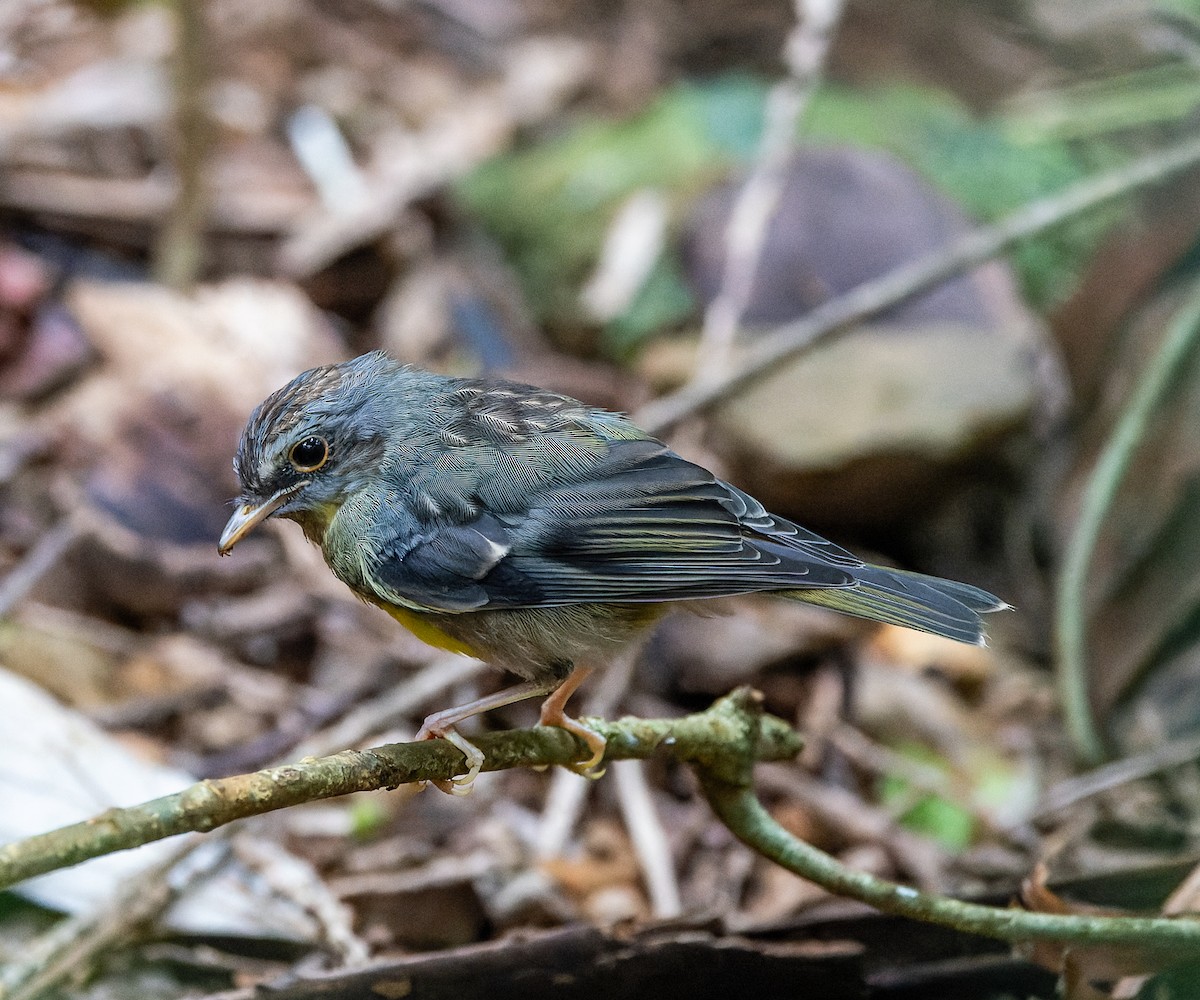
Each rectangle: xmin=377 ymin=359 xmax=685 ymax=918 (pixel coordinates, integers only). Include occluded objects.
xmin=289 ymin=436 xmax=329 ymax=472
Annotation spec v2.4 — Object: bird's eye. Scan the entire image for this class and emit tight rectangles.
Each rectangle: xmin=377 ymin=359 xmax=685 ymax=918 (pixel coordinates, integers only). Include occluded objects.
xmin=289 ymin=436 xmax=329 ymax=472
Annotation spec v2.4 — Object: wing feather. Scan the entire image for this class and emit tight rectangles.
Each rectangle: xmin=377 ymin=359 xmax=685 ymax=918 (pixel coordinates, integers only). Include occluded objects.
xmin=366 ymin=437 xmax=862 ymax=612
xmin=336 ymin=391 xmax=1000 ymax=644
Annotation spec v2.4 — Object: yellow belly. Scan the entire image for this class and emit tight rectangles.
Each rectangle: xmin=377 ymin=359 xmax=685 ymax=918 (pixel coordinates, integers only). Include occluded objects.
xmin=379 ymin=600 xmax=666 ymax=679
xmin=382 ymin=604 xmax=479 ymax=656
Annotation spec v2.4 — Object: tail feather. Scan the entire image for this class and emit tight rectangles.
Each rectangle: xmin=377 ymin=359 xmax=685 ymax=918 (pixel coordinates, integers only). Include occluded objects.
xmin=782 ymin=566 xmax=1007 ymax=646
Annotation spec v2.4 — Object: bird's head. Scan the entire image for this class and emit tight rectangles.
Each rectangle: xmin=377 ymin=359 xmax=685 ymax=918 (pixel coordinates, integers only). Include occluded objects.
xmin=218 ymin=352 xmax=397 ymax=554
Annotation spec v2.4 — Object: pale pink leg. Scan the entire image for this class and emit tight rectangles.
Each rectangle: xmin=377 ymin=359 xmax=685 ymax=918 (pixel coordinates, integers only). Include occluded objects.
xmin=538 ymin=667 xmax=607 ymax=775
xmin=417 ymin=680 xmax=553 ymax=795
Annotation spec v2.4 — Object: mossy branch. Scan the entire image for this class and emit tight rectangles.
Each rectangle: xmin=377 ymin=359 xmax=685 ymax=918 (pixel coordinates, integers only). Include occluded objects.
xmin=0 ymin=689 xmax=799 ymax=893
xmin=4 ymin=688 xmax=1199 ymax=968
xmin=699 ymin=692 xmax=1200 ymax=957
xmin=704 ymin=780 xmax=1200 ymax=952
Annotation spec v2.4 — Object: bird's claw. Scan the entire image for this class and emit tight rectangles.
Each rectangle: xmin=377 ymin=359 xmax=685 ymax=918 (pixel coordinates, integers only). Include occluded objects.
xmin=415 ymin=723 xmax=484 ymax=795
xmin=539 ymin=707 xmax=607 ymax=779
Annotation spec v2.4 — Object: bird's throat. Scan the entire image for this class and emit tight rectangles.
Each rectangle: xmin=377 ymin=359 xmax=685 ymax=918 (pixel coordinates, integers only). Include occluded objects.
xmin=290 ymin=501 xmax=342 ymax=547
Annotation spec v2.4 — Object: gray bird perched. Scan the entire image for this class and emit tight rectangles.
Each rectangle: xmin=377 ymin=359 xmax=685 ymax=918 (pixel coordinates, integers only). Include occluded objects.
xmin=220 ymin=351 xmax=1006 ymax=791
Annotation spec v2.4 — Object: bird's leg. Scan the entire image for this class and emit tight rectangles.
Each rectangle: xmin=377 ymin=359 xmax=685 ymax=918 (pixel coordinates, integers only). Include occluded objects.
xmin=538 ymin=666 xmax=607 ymax=777
xmin=416 ymin=679 xmax=553 ymax=795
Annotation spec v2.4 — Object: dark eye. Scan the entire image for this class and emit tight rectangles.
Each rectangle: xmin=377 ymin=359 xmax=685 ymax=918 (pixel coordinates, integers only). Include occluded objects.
xmin=289 ymin=436 xmax=328 ymax=472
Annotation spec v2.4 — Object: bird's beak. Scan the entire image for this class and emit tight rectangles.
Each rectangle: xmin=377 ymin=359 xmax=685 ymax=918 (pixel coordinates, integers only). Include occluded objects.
xmin=218 ymin=482 xmax=306 ymax=555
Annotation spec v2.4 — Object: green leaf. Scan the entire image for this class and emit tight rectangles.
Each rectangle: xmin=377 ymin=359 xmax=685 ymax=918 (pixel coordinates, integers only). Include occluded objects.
xmin=456 ymin=78 xmax=764 ymax=349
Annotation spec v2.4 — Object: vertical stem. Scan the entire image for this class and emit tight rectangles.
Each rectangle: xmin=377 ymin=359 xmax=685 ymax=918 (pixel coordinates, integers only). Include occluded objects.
xmin=1055 ymin=276 xmax=1200 ymax=764
xmin=692 ymin=0 xmax=845 ymax=380
xmin=152 ymin=0 xmax=212 ymax=290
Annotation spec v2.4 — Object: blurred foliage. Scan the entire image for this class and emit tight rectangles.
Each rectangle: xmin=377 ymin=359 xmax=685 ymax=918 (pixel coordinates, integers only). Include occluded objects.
xmin=349 ymin=797 xmax=391 ymax=840
xmin=1156 ymin=0 xmax=1200 ymax=19
xmin=456 ymin=78 xmax=759 ymax=349
xmin=804 ymin=83 xmax=1123 ymax=308
xmin=458 ymin=74 xmax=1127 ymax=355
xmin=877 ymin=744 xmax=974 ymax=851
xmin=877 ymin=742 xmax=1028 ymax=851
xmin=1000 ymin=62 xmax=1200 ymax=143
xmin=1089 ymin=288 xmax=1200 ymax=739
xmin=603 ymin=252 xmax=697 ymax=354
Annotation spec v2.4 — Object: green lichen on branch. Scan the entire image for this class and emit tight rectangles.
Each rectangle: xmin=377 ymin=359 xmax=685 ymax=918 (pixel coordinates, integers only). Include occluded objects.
xmin=7 ymin=685 xmax=1199 ymax=969
xmin=0 ymin=688 xmax=800 ymax=893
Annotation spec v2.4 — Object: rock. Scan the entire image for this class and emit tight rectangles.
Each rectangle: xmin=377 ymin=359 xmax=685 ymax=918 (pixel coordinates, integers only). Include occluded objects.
xmin=712 ymin=322 xmax=1043 ymax=525
xmin=679 ymin=146 xmax=1059 ymax=527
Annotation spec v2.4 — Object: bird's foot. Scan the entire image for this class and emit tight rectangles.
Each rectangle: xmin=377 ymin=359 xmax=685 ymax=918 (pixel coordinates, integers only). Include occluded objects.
xmin=539 ymin=704 xmax=607 ymax=779
xmin=415 ymin=720 xmax=484 ymax=796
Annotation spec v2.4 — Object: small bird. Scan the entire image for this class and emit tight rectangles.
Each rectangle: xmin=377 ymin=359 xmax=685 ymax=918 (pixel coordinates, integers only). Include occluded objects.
xmin=220 ymin=352 xmax=1005 ymax=791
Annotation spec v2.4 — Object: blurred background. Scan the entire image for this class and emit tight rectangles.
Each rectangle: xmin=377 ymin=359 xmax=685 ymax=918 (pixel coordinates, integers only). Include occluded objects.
xmin=4 ymin=0 xmax=1200 ymax=997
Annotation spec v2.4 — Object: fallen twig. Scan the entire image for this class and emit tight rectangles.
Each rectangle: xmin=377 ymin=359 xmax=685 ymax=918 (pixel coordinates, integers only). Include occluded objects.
xmin=0 ymin=839 xmax=227 ymax=1000
xmin=0 ymin=652 xmax=483 ymax=1000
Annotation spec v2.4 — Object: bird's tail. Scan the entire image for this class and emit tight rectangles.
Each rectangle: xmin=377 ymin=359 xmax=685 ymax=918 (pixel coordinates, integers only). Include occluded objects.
xmin=780 ymin=566 xmax=1007 ymax=646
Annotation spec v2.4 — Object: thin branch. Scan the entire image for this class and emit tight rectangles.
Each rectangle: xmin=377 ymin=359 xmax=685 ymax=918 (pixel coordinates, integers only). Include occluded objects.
xmin=0 ymin=692 xmax=801 ymax=893
xmin=703 ymin=777 xmax=1200 ymax=951
xmin=1055 ymin=276 xmax=1200 ymax=764
xmin=290 ymin=654 xmax=488 ymax=759
xmin=1025 ymin=730 xmax=1200 ymax=824
xmin=635 ymin=131 xmax=1200 ymax=435
xmin=694 ymin=695 xmax=1200 ymax=955
xmin=756 ymin=763 xmax=947 ymax=893
xmin=0 ymin=655 xmax=480 ymax=999
xmin=537 ymin=645 xmax=638 ymax=858
xmin=693 ymin=0 xmax=844 ymax=379
xmin=0 ymin=518 xmax=80 ymax=621
xmin=613 ymin=759 xmax=682 ymax=917
xmin=11 ymin=687 xmax=1200 ymax=971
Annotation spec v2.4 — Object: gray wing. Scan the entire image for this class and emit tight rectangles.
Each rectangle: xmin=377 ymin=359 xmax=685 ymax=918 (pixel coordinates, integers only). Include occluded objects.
xmin=364 ymin=437 xmax=863 ymax=613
